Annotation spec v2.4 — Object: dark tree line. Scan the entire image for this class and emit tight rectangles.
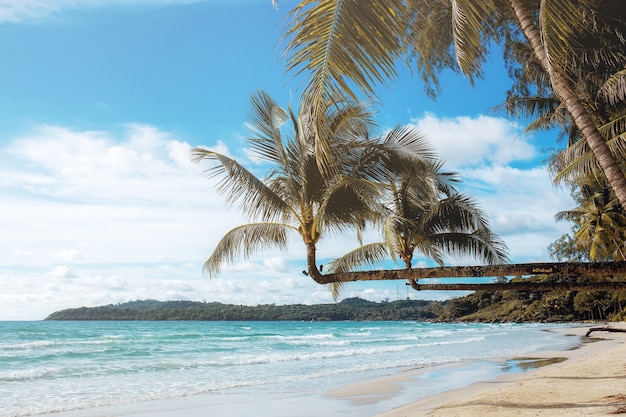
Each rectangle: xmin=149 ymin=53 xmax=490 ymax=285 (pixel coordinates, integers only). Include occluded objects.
xmin=45 ymin=298 xmax=441 ymax=322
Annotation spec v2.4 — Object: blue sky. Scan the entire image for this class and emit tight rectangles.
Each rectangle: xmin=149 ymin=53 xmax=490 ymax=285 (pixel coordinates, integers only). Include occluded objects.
xmin=0 ymin=0 xmax=575 ymax=320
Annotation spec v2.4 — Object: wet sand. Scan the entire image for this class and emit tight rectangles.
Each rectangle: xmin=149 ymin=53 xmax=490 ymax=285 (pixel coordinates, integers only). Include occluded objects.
xmin=376 ymin=323 xmax=626 ymax=417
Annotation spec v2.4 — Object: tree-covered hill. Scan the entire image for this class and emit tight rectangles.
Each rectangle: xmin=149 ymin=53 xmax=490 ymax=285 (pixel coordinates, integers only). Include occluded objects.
xmin=45 ymin=297 xmax=442 ymax=321
xmin=45 ymin=274 xmax=626 ymax=322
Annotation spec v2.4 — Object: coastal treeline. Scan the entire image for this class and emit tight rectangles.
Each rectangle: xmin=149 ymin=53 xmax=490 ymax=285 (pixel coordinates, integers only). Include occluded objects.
xmin=46 ymin=274 xmax=626 ymax=322
xmin=45 ymin=298 xmax=441 ymax=321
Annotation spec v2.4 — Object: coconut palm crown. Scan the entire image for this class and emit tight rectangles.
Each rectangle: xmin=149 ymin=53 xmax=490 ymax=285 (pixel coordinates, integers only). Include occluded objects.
xmin=327 ymin=155 xmax=510 ymax=294
xmin=192 ymin=89 xmax=437 ymax=285
xmin=556 ymin=175 xmax=626 ymax=262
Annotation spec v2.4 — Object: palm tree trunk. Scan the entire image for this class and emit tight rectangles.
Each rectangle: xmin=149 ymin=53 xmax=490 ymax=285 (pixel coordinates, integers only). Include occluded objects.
xmin=320 ymin=261 xmax=626 ymax=284
xmin=507 ymin=0 xmax=626 ymax=209
xmin=410 ymin=281 xmax=626 ymax=292
xmin=305 ymin=241 xmax=325 ymax=284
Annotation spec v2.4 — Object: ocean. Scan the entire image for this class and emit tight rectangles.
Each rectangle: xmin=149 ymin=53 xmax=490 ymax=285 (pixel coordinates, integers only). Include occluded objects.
xmin=0 ymin=320 xmax=581 ymax=417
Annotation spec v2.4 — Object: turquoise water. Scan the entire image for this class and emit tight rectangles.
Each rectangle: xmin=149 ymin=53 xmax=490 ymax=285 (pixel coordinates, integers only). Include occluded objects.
xmin=0 ymin=321 xmax=579 ymax=417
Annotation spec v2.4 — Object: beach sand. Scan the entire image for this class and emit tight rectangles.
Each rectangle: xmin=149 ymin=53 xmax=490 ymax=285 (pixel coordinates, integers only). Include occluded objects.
xmin=376 ymin=322 xmax=626 ymax=417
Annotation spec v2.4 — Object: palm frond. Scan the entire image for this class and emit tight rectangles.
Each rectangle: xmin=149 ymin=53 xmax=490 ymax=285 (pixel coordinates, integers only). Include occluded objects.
xmin=318 ymin=176 xmax=386 ymax=235
xmin=551 ymin=123 xmax=626 ymax=185
xmin=191 ymin=148 xmax=293 ymax=222
xmin=283 ymin=0 xmax=407 ymax=105
xmin=450 ymin=0 xmax=499 ymax=80
xmin=203 ymin=223 xmax=297 ymax=278
xmin=599 ymin=68 xmax=626 ymax=107
xmin=282 ymin=0 xmax=408 ymax=176
xmin=427 ymin=231 xmax=509 ymax=265
xmin=540 ymin=0 xmax=586 ymax=83
xmin=379 ymin=125 xmax=436 ymax=159
xmin=429 ymin=193 xmax=491 ymax=232
xmin=328 ymin=281 xmax=346 ymax=301
xmin=246 ymin=90 xmax=290 ymax=166
xmin=499 ymin=95 xmax=561 ymax=131
xmin=598 ymin=114 xmax=626 ymax=143
xmin=326 ymin=242 xmax=390 ymax=274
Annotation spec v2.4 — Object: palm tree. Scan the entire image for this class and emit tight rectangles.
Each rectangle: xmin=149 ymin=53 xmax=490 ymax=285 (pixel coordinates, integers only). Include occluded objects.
xmin=192 ymin=90 xmax=436 ymax=284
xmin=556 ymin=175 xmax=626 ymax=261
xmin=498 ymin=10 xmax=626 ymax=189
xmin=281 ymin=0 xmax=626 ymax=208
xmin=327 ymin=153 xmax=509 ymax=294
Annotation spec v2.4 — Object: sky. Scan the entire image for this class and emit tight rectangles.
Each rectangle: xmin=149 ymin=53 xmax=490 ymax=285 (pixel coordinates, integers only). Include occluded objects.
xmin=0 ymin=0 xmax=576 ymax=320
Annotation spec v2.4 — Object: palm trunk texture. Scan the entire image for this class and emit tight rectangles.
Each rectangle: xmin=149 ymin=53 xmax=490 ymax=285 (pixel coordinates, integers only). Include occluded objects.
xmin=320 ymin=261 xmax=626 ymax=292
xmin=320 ymin=261 xmax=626 ymax=284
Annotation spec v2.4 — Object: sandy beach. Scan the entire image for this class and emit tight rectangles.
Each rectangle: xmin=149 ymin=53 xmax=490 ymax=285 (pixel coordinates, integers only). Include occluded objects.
xmin=377 ymin=322 xmax=626 ymax=417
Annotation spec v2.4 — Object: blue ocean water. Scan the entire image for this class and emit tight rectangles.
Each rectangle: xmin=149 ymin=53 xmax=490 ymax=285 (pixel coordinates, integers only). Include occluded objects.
xmin=0 ymin=321 xmax=579 ymax=417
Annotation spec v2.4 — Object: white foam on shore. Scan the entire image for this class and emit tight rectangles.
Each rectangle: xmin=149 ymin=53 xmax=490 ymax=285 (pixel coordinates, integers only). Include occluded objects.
xmin=36 ymin=333 xmax=585 ymax=417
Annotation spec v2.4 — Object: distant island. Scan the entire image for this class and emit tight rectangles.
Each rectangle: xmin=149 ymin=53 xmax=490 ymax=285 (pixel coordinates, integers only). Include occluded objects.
xmin=46 ymin=298 xmax=439 ymax=321
xmin=45 ymin=275 xmax=626 ymax=322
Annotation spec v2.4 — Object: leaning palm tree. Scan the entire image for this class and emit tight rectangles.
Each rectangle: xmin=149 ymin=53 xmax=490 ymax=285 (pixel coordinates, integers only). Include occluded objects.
xmin=192 ymin=89 xmax=436 ymax=284
xmin=282 ymin=0 xmax=626 ymax=209
xmin=327 ymin=153 xmax=509 ymax=295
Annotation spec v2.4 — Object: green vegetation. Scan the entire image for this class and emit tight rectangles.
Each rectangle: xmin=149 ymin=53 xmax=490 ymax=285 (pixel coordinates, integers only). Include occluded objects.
xmin=443 ymin=275 xmax=626 ymax=322
xmin=45 ymin=297 xmax=441 ymax=321
xmin=45 ymin=275 xmax=626 ymax=322
xmin=283 ymin=0 xmax=626 ymax=209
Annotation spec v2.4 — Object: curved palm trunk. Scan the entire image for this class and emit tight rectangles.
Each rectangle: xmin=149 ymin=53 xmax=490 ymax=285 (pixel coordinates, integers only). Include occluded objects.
xmin=321 ymin=261 xmax=626 ymax=284
xmin=305 ymin=241 xmax=325 ymax=284
xmin=508 ymin=0 xmax=626 ymax=209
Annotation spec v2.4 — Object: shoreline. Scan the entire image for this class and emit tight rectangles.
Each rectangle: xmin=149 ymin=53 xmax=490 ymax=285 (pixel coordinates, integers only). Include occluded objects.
xmin=26 ymin=323 xmax=604 ymax=417
xmin=375 ymin=322 xmax=626 ymax=417
xmin=30 ymin=322 xmax=587 ymax=417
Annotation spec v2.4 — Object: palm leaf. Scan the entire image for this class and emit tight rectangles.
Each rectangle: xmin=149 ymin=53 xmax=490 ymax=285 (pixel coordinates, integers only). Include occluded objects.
xmin=539 ymin=0 xmax=586 ymax=84
xmin=191 ymin=148 xmax=293 ymax=222
xmin=282 ymin=0 xmax=407 ymax=174
xmin=283 ymin=0 xmax=406 ymax=105
xmin=318 ymin=176 xmax=385 ymax=235
xmin=203 ymin=223 xmax=298 ymax=278
xmin=246 ymin=90 xmax=290 ymax=165
xmin=428 ymin=231 xmax=509 ymax=265
xmin=450 ymin=0 xmax=500 ymax=80
xmin=599 ymin=68 xmax=626 ymax=107
xmin=326 ymin=242 xmax=390 ymax=274
xmin=551 ymin=125 xmax=626 ymax=185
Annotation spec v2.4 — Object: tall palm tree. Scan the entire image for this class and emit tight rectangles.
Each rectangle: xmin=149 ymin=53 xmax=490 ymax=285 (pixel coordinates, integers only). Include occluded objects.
xmin=327 ymin=154 xmax=509 ymax=294
xmin=192 ymin=90 xmax=435 ymax=283
xmin=498 ymin=7 xmax=626 ymax=189
xmin=282 ymin=0 xmax=626 ymax=209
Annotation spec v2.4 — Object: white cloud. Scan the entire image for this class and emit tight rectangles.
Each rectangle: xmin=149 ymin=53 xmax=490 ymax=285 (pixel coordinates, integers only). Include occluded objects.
xmin=405 ymin=113 xmax=574 ymax=264
xmin=410 ymin=113 xmax=536 ymax=170
xmin=264 ymin=256 xmax=290 ymax=273
xmin=51 ymin=265 xmax=77 ymax=279
xmin=0 ymin=123 xmax=242 ymax=266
